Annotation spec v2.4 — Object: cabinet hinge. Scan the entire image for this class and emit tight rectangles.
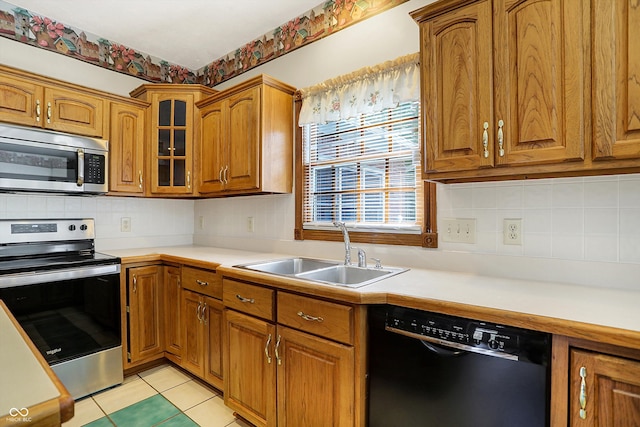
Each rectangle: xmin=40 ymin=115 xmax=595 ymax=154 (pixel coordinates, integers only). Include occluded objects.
xmin=126 ymin=305 xmax=130 ymax=313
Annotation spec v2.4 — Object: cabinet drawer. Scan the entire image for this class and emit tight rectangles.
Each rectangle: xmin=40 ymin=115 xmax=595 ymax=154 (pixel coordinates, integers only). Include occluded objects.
xmin=182 ymin=267 xmax=222 ymax=299
xmin=277 ymin=292 xmax=353 ymax=345
xmin=223 ymin=279 xmax=274 ymax=321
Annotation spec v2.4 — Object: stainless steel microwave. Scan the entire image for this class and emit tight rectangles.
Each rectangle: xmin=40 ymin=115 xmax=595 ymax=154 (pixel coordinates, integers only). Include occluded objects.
xmin=0 ymin=123 xmax=108 ymax=194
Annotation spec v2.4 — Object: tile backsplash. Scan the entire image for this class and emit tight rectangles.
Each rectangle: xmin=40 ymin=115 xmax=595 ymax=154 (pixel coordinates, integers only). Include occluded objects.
xmin=0 ymin=194 xmax=194 ymax=250
xmin=437 ymin=174 xmax=640 ymax=264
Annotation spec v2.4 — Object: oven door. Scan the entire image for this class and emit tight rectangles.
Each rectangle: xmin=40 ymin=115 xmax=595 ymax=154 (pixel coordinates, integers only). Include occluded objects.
xmin=0 ymin=264 xmax=121 ymax=364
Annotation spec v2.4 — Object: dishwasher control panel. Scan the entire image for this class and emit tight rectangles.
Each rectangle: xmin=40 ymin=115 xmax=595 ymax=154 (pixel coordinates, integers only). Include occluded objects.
xmin=383 ymin=305 xmax=550 ymax=364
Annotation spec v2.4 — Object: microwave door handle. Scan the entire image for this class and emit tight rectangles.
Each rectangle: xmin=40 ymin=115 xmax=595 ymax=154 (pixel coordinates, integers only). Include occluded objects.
xmin=77 ymin=149 xmax=84 ymax=186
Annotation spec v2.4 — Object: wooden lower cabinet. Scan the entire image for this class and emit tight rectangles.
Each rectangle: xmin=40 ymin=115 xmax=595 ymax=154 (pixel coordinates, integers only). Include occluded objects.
xmin=224 ymin=299 xmax=356 ymax=427
xmin=277 ymin=325 xmax=354 ymax=427
xmin=225 ymin=309 xmax=277 ymax=427
xmin=126 ymin=265 xmax=164 ymax=365
xmin=164 ymin=265 xmax=182 ymax=362
xmin=182 ymin=289 xmax=224 ymax=390
xmin=570 ymin=349 xmax=640 ymax=426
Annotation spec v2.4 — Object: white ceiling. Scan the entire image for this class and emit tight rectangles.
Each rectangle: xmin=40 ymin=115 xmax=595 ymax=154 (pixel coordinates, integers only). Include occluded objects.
xmin=8 ymin=0 xmax=323 ymax=69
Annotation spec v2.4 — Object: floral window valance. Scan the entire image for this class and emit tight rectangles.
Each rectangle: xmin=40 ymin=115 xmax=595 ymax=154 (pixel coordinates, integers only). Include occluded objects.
xmin=298 ymin=52 xmax=420 ymax=126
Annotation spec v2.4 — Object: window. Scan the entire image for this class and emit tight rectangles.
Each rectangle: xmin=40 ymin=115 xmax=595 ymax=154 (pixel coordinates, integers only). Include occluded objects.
xmin=295 ymin=99 xmax=437 ymax=247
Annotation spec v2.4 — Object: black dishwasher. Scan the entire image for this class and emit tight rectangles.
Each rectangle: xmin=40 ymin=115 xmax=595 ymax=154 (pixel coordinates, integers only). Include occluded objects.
xmin=367 ymin=305 xmax=551 ymax=427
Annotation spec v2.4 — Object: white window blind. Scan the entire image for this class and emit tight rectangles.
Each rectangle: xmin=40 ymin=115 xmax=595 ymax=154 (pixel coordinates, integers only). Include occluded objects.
xmin=302 ymin=101 xmax=422 ymax=233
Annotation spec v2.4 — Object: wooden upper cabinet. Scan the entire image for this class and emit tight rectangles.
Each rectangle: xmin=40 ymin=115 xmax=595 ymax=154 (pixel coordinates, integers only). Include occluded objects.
xmin=592 ymin=0 xmax=640 ymax=161
xmin=412 ymin=0 xmax=587 ymax=178
xmin=197 ymin=75 xmax=295 ymax=196
xmin=131 ymin=84 xmax=217 ymax=196
xmin=417 ymin=0 xmax=493 ymax=173
xmin=109 ymin=100 xmax=147 ymax=194
xmin=493 ymin=0 xmax=584 ymax=167
xmin=0 ymin=69 xmax=105 ymax=137
xmin=570 ymin=349 xmax=640 ymax=426
xmin=44 ymin=87 xmax=105 ymax=137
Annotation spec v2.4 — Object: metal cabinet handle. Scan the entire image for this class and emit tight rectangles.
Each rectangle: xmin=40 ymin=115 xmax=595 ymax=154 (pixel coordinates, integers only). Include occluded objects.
xmin=219 ymin=167 xmax=224 ymax=183
xmin=187 ymin=171 xmax=191 ymax=190
xmin=223 ymin=166 xmax=229 ymax=184
xmin=265 ymin=333 xmax=272 ymax=364
xmin=297 ymin=311 xmax=324 ymax=323
xmin=497 ymin=119 xmax=505 ymax=157
xmin=132 ymin=275 xmax=137 ymax=293
xmin=138 ymin=171 xmax=143 ymax=189
xmin=196 ymin=301 xmax=202 ymax=323
xmin=482 ymin=122 xmax=489 ymax=158
xmin=46 ymin=102 xmax=52 ymax=124
xmin=202 ymin=303 xmax=208 ymax=325
xmin=275 ymin=335 xmax=282 ymax=365
xmin=36 ymin=100 xmax=41 ymax=122
xmin=579 ymin=366 xmax=587 ymax=419
xmin=236 ymin=294 xmax=255 ymax=304
xmin=196 ymin=279 xmax=209 ymax=287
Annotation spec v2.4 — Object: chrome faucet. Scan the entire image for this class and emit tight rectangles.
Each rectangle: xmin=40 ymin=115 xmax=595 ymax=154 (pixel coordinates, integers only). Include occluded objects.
xmin=333 ymin=221 xmax=351 ymax=265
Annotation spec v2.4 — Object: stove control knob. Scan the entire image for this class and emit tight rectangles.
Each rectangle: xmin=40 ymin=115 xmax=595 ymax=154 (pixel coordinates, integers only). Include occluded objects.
xmin=68 ymin=225 xmax=76 ymax=231
xmin=80 ymin=224 xmax=88 ymax=231
xmin=488 ymin=340 xmax=500 ymax=350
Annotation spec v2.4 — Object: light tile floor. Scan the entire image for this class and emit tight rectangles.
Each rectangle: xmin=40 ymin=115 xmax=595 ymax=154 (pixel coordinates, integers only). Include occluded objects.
xmin=62 ymin=364 xmax=251 ymax=427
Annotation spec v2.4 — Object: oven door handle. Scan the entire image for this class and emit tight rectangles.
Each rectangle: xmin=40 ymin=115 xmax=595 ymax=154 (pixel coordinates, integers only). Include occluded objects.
xmin=0 ymin=263 xmax=121 ymax=288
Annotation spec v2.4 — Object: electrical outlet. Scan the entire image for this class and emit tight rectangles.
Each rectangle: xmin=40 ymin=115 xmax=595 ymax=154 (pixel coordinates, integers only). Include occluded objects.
xmin=442 ymin=218 xmax=476 ymax=243
xmin=246 ymin=216 xmax=254 ymax=232
xmin=120 ymin=217 xmax=131 ymax=232
xmin=503 ymin=218 xmax=522 ymax=245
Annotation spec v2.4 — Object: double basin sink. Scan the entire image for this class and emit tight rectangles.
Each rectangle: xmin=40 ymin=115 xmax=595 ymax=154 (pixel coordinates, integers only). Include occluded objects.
xmin=234 ymin=257 xmax=407 ymax=288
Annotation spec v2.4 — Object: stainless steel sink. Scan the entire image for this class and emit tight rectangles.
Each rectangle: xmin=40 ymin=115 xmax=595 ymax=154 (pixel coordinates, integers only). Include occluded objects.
xmin=236 ymin=257 xmax=340 ymax=275
xmin=234 ymin=257 xmax=407 ymax=288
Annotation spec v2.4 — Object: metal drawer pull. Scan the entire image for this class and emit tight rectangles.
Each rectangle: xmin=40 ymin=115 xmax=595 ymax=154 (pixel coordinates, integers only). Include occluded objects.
xmin=275 ymin=335 xmax=282 ymax=365
xmin=47 ymin=102 xmax=52 ymax=123
xmin=36 ymin=100 xmax=41 ymax=122
xmin=236 ymin=294 xmax=255 ymax=304
xmin=497 ymin=119 xmax=505 ymax=157
xmin=196 ymin=279 xmax=209 ymax=287
xmin=579 ymin=366 xmax=587 ymax=419
xmin=265 ymin=334 xmax=272 ymax=364
xmin=482 ymin=122 xmax=489 ymax=158
xmin=297 ymin=311 xmax=324 ymax=323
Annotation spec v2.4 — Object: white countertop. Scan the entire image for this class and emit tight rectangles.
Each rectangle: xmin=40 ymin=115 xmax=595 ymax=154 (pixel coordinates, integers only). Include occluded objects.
xmin=106 ymin=245 xmax=640 ymax=335
xmin=0 ymin=304 xmax=60 ymax=418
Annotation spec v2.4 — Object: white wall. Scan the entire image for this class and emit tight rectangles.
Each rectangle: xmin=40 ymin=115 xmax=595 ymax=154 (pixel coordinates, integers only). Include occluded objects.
xmin=1 ymin=0 xmax=639 ymax=290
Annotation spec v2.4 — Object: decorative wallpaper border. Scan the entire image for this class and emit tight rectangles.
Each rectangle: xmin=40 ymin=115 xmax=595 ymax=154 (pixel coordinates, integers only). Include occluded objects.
xmin=0 ymin=0 xmax=407 ymax=87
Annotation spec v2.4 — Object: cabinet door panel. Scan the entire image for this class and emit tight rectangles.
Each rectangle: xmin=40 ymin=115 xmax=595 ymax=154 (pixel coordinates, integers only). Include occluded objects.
xmin=204 ymin=297 xmax=223 ymax=389
xmin=109 ymin=102 xmax=145 ymax=193
xmin=226 ymin=87 xmax=260 ymax=190
xmin=592 ymin=0 xmax=640 ymax=160
xmin=224 ymin=309 xmax=276 ymax=427
xmin=182 ymin=290 xmax=204 ymax=376
xmin=128 ymin=266 xmax=163 ymax=362
xmin=164 ymin=266 xmax=182 ymax=357
xmin=0 ymin=75 xmax=43 ymax=127
xmin=277 ymin=326 xmax=354 ymax=427
xmin=199 ymin=103 xmax=226 ymax=193
xmin=570 ymin=349 xmax=640 ymax=426
xmin=494 ymin=0 xmax=585 ymax=166
xmin=45 ymin=87 xmax=105 ymax=137
xmin=421 ymin=0 xmax=493 ymax=173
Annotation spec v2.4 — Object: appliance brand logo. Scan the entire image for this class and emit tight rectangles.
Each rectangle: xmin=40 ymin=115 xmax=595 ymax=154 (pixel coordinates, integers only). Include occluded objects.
xmin=6 ymin=407 xmax=31 ymax=423
xmin=46 ymin=348 xmax=62 ymax=355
